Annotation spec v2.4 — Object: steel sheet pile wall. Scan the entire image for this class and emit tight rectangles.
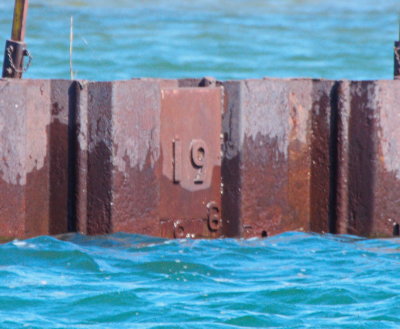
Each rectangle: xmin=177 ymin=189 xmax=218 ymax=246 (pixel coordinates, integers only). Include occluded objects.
xmin=78 ymin=80 xmax=162 ymax=236
xmin=335 ymin=80 xmax=400 ymax=237
xmin=222 ymin=79 xmax=336 ymax=238
xmin=0 ymin=80 xmax=73 ymax=239
xmin=0 ymin=78 xmax=399 ymax=240
xmin=72 ymin=79 xmax=224 ymax=239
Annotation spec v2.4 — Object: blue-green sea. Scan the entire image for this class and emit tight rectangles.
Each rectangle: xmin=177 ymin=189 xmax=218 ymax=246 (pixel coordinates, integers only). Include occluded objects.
xmin=0 ymin=0 xmax=399 ymax=80
xmin=1 ymin=0 xmax=400 ymax=328
xmin=2 ymin=233 xmax=400 ymax=328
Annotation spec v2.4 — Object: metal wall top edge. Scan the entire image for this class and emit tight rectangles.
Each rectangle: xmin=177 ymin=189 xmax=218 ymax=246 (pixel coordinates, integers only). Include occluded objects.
xmin=1 ymin=77 xmax=398 ymax=84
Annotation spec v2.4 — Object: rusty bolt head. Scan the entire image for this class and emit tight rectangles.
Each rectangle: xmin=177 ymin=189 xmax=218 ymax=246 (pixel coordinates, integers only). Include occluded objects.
xmin=199 ymin=77 xmax=216 ymax=87
xmin=173 ymin=221 xmax=186 ymax=239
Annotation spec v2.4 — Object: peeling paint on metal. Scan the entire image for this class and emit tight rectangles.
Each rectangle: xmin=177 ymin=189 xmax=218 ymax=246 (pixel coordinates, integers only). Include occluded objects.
xmin=376 ymin=81 xmax=400 ymax=180
xmin=26 ymin=81 xmax=51 ymax=183
xmin=242 ymin=79 xmax=291 ymax=158
xmin=0 ymin=80 xmax=50 ymax=185
xmin=112 ymin=81 xmax=161 ymax=172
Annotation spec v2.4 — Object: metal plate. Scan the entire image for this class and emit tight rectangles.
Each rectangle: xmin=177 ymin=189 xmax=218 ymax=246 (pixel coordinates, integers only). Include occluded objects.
xmin=159 ymin=87 xmax=222 ymax=238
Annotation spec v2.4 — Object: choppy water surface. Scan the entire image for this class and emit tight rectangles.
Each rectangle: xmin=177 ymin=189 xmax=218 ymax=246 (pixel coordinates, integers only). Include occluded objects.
xmin=0 ymin=0 xmax=399 ymax=80
xmin=1 ymin=0 xmax=400 ymax=328
xmin=1 ymin=233 xmax=400 ymax=328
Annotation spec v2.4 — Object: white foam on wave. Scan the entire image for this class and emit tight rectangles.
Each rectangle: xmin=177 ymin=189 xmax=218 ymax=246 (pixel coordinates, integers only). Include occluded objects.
xmin=12 ymin=240 xmax=28 ymax=248
xmin=12 ymin=240 xmax=36 ymax=249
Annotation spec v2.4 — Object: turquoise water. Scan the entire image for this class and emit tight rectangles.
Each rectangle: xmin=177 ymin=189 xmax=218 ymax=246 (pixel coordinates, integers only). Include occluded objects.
xmin=1 ymin=233 xmax=400 ymax=328
xmin=1 ymin=1 xmax=400 ymax=328
xmin=0 ymin=0 xmax=399 ymax=80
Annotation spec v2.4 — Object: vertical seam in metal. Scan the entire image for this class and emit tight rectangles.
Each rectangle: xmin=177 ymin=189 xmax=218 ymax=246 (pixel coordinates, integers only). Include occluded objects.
xmin=328 ymin=81 xmax=340 ymax=234
xmin=67 ymin=81 xmax=79 ymax=232
xmin=333 ymin=81 xmax=351 ymax=234
xmin=238 ymin=81 xmax=245 ymax=237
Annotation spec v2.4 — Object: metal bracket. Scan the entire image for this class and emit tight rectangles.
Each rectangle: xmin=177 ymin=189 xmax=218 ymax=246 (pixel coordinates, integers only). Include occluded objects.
xmin=395 ymin=41 xmax=400 ymax=79
xmin=2 ymin=39 xmax=31 ymax=78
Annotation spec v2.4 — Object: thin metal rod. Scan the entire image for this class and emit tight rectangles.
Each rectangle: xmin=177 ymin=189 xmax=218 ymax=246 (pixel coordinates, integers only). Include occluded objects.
xmin=11 ymin=0 xmax=29 ymax=42
xmin=70 ymin=16 xmax=74 ymax=80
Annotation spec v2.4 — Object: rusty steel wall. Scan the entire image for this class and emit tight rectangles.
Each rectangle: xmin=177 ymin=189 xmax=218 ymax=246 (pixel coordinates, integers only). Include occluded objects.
xmin=221 ymin=79 xmax=336 ymax=238
xmin=72 ymin=80 xmax=162 ymax=236
xmin=0 ymin=77 xmax=400 ymax=240
xmin=74 ymin=79 xmax=224 ymax=239
xmin=334 ymin=80 xmax=400 ymax=237
xmin=0 ymin=79 xmax=74 ymax=239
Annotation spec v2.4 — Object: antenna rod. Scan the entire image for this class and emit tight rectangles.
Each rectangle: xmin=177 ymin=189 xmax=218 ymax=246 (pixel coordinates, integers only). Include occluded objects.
xmin=2 ymin=0 xmax=30 ymax=78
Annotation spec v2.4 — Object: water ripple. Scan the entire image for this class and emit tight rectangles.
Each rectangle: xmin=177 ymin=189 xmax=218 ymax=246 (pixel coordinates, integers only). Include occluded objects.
xmin=0 ymin=0 xmax=398 ymax=80
xmin=0 ymin=232 xmax=399 ymax=327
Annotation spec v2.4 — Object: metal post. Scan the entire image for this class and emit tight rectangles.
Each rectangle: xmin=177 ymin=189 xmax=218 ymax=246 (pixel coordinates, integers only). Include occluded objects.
xmin=395 ymin=18 xmax=400 ymax=79
xmin=2 ymin=0 xmax=31 ymax=78
xmin=395 ymin=41 xmax=400 ymax=79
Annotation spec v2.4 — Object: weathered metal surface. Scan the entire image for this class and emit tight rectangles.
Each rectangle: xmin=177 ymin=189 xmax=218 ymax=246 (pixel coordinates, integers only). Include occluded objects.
xmin=1 ymin=77 xmax=399 ymax=240
xmin=2 ymin=40 xmax=26 ymax=78
xmin=71 ymin=81 xmax=89 ymax=234
xmin=50 ymin=80 xmax=76 ymax=234
xmin=98 ymin=80 xmax=162 ymax=236
xmin=0 ymin=79 xmax=72 ymax=239
xmin=222 ymin=78 xmax=335 ymax=238
xmin=159 ymin=87 xmax=223 ymax=238
xmin=74 ymin=80 xmax=163 ymax=235
xmin=334 ymin=80 xmax=400 ymax=237
xmin=310 ymin=80 xmax=338 ymax=234
xmin=79 ymin=80 xmax=223 ymax=238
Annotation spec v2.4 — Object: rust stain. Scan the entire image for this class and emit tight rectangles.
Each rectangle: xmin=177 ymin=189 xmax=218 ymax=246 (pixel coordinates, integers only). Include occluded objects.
xmin=159 ymin=86 xmax=223 ymax=238
xmin=0 ymin=77 xmax=399 ymax=240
